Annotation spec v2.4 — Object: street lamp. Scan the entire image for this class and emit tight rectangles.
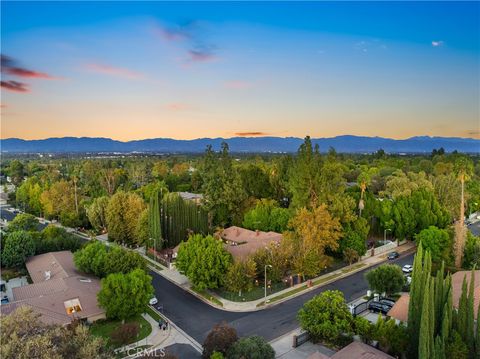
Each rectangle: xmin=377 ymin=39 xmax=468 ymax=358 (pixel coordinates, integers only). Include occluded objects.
xmin=264 ymin=264 xmax=272 ymax=305
xmin=384 ymin=228 xmax=391 ymax=243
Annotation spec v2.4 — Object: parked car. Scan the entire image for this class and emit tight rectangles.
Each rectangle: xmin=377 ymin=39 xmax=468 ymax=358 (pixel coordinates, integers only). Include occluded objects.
xmin=387 ymin=252 xmax=399 ymax=260
xmin=368 ymin=301 xmax=391 ymax=315
xmin=378 ymin=298 xmax=396 ymax=307
xmin=149 ymin=297 xmax=158 ymax=305
xmin=405 ymin=275 xmax=412 ymax=285
xmin=402 ymin=264 xmax=413 ymax=274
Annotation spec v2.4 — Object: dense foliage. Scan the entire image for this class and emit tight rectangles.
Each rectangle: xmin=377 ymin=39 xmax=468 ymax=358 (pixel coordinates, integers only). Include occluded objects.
xmin=97 ymin=269 xmax=154 ymax=320
xmin=175 ymin=234 xmax=232 ymax=290
xmin=0 ymin=307 xmax=112 ymax=359
xmin=365 ymin=264 xmax=406 ymax=296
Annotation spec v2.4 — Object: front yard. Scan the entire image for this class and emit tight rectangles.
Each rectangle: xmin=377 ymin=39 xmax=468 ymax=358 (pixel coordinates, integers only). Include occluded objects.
xmin=90 ymin=315 xmax=152 ymax=348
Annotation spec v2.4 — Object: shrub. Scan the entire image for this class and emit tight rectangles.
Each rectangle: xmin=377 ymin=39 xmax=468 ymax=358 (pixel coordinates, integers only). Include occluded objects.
xmin=111 ymin=322 xmax=140 ymax=345
xmin=202 ymin=322 xmax=238 ymax=358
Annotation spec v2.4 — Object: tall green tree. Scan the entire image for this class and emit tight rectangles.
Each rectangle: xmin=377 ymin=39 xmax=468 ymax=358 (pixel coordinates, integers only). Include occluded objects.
xmin=97 ymin=269 xmax=153 ymax=321
xmin=175 ymin=234 xmax=232 ymax=290
xmin=1 ymin=231 xmax=36 ymax=268
xmin=105 ymin=191 xmax=146 ymax=245
xmin=365 ymin=264 xmax=406 ymax=296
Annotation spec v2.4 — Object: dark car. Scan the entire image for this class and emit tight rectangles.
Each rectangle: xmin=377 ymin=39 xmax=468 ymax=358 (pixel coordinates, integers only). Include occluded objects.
xmin=378 ymin=298 xmax=396 ymax=307
xmin=368 ymin=301 xmax=391 ymax=314
xmin=387 ymin=251 xmax=399 ymax=260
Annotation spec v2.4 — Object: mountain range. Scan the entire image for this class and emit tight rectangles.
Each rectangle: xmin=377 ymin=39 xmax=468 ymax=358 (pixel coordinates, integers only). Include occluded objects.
xmin=1 ymin=136 xmax=479 ymax=154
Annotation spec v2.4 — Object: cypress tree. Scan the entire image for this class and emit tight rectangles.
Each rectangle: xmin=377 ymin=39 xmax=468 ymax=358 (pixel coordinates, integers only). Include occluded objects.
xmin=457 ymin=275 xmax=469 ymax=343
xmin=419 ymin=276 xmax=432 ymax=359
xmin=441 ymin=285 xmax=453 ymax=343
xmin=466 ymin=270 xmax=475 ymax=355
xmin=475 ymin=300 xmax=480 ymax=359
xmin=428 ymin=276 xmax=435 ymax=356
xmin=433 ymin=335 xmax=445 ymax=359
xmin=409 ymin=243 xmax=424 ymax=358
xmin=434 ymin=261 xmax=445 ymax=336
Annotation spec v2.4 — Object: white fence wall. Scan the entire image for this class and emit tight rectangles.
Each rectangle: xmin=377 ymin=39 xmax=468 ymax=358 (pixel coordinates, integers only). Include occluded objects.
xmin=361 ymin=240 xmax=398 ymax=260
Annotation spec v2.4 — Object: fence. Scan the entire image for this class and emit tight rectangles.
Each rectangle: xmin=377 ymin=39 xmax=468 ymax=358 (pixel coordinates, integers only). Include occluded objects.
xmin=360 ymin=240 xmax=397 ymax=260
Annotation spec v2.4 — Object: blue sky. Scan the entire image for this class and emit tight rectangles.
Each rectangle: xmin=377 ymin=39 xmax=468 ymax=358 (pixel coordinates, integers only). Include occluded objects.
xmin=1 ymin=1 xmax=479 ymax=140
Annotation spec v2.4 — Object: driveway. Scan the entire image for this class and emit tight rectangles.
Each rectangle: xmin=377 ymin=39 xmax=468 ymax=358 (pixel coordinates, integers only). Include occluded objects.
xmin=150 ymin=252 xmax=415 ymax=344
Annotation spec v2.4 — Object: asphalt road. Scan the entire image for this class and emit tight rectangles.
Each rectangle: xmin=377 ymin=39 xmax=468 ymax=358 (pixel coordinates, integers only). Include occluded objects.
xmin=150 ymin=252 xmax=415 ymax=344
xmin=469 ymin=221 xmax=480 ymax=236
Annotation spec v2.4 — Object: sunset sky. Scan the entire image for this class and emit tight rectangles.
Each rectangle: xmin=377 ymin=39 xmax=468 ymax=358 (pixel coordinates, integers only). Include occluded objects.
xmin=1 ymin=1 xmax=479 ymax=140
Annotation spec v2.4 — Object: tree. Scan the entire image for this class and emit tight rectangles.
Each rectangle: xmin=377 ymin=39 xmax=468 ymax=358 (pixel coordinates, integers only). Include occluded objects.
xmin=202 ymin=322 xmax=238 ymax=359
xmin=105 ymin=191 xmax=146 ymax=245
xmin=40 ymin=180 xmax=83 ymax=227
xmin=86 ymin=196 xmax=110 ymax=233
xmin=97 ymin=269 xmax=153 ymax=321
xmin=446 ymin=331 xmax=468 ymax=359
xmin=286 ymin=205 xmax=342 ymax=278
xmin=148 ymin=190 xmax=162 ymax=250
xmin=415 ymin=226 xmax=452 ymax=264
xmin=110 ymin=322 xmax=140 ymax=346
xmin=74 ymin=240 xmax=109 ymax=277
xmin=354 ymin=316 xmax=375 ymax=344
xmin=0 ymin=306 xmax=112 ymax=359
xmin=453 ymin=156 xmax=474 ymax=268
xmin=242 ymin=199 xmax=290 ymax=232
xmin=238 ymin=164 xmax=273 ymax=199
xmin=374 ymin=316 xmax=409 ymax=357
xmin=6 ymin=213 xmax=38 ymax=232
xmin=418 ymin=276 xmax=434 ymax=359
xmin=297 ymin=290 xmax=354 ymax=344
xmin=365 ymin=264 xmax=405 ymax=296
xmin=8 ymin=159 xmax=24 ymax=187
xmin=15 ymin=177 xmax=43 ymax=215
xmin=175 ymin=234 xmax=232 ymax=290
xmin=462 ymin=232 xmax=480 ymax=269
xmin=2 ymin=231 xmax=36 ymax=268
xmin=74 ymin=241 xmax=146 ymax=277
xmin=201 ymin=143 xmax=246 ymax=227
xmin=227 ymin=335 xmax=275 ymax=359
xmin=224 ymin=259 xmax=256 ymax=296
xmin=37 ymin=225 xmax=82 ymax=254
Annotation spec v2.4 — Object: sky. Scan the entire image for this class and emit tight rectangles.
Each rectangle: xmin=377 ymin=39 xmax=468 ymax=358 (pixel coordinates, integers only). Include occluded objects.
xmin=1 ymin=1 xmax=479 ymax=141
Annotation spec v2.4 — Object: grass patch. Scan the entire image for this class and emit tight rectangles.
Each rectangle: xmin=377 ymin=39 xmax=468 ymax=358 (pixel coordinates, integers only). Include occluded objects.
xmin=145 ymin=306 xmax=163 ymax=322
xmin=191 ymin=288 xmax=223 ymax=307
xmin=215 ymin=281 xmax=287 ymax=302
xmin=90 ymin=315 xmax=152 ymax=349
xmin=340 ymin=262 xmax=366 ymax=274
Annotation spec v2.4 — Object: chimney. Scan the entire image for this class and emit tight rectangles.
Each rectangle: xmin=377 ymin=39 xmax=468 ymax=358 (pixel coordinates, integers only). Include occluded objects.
xmin=45 ymin=271 xmax=51 ymax=281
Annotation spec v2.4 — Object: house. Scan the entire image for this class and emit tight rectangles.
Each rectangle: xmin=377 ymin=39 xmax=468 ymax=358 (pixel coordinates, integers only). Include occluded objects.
xmin=0 ymin=251 xmax=105 ymax=325
xmin=388 ymin=270 xmax=480 ymax=324
xmin=308 ymin=341 xmax=394 ymax=359
xmin=220 ymin=226 xmax=283 ymax=260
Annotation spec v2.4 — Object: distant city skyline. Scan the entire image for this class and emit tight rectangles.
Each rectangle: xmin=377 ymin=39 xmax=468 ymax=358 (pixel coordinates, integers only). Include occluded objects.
xmin=1 ymin=1 xmax=479 ymax=140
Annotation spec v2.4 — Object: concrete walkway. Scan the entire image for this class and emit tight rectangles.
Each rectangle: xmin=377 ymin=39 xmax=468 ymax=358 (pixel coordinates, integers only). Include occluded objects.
xmin=149 ymin=241 xmax=416 ymax=312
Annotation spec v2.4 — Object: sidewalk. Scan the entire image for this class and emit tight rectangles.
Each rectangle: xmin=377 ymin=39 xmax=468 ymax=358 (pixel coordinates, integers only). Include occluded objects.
xmin=149 ymin=241 xmax=416 ymax=312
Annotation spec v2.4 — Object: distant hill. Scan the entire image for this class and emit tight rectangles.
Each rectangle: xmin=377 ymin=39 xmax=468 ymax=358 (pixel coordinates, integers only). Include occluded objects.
xmin=1 ymin=135 xmax=479 ymax=154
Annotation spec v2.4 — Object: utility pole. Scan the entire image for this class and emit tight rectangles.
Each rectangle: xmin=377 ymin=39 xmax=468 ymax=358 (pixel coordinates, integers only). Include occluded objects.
xmin=264 ymin=264 xmax=272 ymax=305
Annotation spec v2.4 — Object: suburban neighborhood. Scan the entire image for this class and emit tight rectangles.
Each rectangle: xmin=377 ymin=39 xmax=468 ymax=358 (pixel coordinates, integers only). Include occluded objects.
xmin=1 ymin=1 xmax=480 ymax=359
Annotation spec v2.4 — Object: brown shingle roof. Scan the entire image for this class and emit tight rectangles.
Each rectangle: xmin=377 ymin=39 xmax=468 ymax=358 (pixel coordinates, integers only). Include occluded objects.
xmin=26 ymin=251 xmax=77 ymax=283
xmin=331 ymin=342 xmax=394 ymax=359
xmin=387 ymin=293 xmax=410 ymax=323
xmin=221 ymin=226 xmax=282 ymax=260
xmin=2 ymin=251 xmax=104 ymax=325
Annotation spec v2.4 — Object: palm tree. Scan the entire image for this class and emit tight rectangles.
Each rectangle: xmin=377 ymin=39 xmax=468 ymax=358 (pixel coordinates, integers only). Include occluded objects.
xmin=357 ymin=167 xmax=378 ymax=217
xmin=454 ymin=157 xmax=474 ymax=268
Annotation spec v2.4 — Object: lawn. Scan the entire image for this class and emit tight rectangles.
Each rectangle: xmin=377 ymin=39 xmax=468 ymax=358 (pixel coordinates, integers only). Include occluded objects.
xmin=90 ymin=315 xmax=152 ymax=348
xmin=215 ymin=281 xmax=288 ymax=302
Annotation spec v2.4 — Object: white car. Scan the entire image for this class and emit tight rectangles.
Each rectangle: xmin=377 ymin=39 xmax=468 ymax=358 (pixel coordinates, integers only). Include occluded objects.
xmin=149 ymin=297 xmax=158 ymax=305
xmin=405 ymin=275 xmax=412 ymax=285
xmin=402 ymin=264 xmax=413 ymax=274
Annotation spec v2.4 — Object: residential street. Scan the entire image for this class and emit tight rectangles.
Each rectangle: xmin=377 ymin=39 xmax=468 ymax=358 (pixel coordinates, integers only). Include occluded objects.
xmin=150 ymin=252 xmax=415 ymax=344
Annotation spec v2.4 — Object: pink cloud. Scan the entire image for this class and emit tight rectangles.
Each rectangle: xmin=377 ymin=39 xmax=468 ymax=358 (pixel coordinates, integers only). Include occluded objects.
xmin=85 ymin=63 xmax=144 ymax=80
xmin=165 ymin=103 xmax=190 ymax=111
xmin=1 ymin=81 xmax=29 ymax=93
xmin=225 ymin=80 xmax=253 ymax=90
